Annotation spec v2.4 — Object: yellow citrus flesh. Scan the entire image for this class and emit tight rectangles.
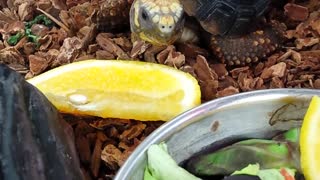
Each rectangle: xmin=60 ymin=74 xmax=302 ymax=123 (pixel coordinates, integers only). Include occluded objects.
xmin=300 ymin=95 xmax=320 ymax=180
xmin=27 ymin=59 xmax=201 ymax=121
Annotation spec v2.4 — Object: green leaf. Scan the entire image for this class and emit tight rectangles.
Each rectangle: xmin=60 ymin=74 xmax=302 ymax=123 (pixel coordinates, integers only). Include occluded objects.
xmin=272 ymin=128 xmax=300 ymax=143
xmin=144 ymin=142 xmax=201 ymax=180
xmin=232 ymin=164 xmax=260 ymax=176
xmin=25 ymin=14 xmax=54 ymax=29
xmin=258 ymin=168 xmax=296 ymax=180
xmin=7 ymin=32 xmax=24 ymax=46
xmin=185 ymin=139 xmax=300 ymax=176
xmin=144 ymin=166 xmax=157 ymax=180
xmin=230 ymin=164 xmax=297 ymax=180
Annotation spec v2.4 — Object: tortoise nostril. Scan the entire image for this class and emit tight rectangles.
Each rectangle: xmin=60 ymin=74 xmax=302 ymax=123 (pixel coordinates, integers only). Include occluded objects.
xmin=159 ymin=24 xmax=175 ymax=34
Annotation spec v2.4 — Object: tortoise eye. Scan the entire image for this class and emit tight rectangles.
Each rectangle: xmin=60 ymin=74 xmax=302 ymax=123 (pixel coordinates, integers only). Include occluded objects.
xmin=141 ymin=9 xmax=149 ymax=21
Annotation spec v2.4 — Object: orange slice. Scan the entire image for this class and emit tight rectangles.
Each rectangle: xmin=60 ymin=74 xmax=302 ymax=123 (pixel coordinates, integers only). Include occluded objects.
xmin=300 ymin=95 xmax=320 ymax=180
xmin=27 ymin=60 xmax=201 ymax=121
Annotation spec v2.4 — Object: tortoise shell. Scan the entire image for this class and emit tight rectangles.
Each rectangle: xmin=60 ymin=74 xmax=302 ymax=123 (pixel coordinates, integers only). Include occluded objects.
xmin=180 ymin=0 xmax=271 ymax=36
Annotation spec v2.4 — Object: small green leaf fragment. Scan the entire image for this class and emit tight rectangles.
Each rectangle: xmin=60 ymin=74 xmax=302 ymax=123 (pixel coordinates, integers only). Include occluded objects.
xmin=145 ymin=142 xmax=201 ymax=180
xmin=7 ymin=32 xmax=24 ymax=46
xmin=25 ymin=26 xmax=40 ymax=47
xmin=25 ymin=14 xmax=54 ymax=29
xmin=232 ymin=164 xmax=260 ymax=176
xmin=267 ymin=143 xmax=288 ymax=156
xmin=283 ymin=128 xmax=300 ymax=143
xmin=144 ymin=166 xmax=157 ymax=180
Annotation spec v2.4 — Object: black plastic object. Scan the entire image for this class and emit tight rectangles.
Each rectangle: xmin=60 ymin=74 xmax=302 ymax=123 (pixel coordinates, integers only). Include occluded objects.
xmin=0 ymin=64 xmax=84 ymax=180
xmin=181 ymin=0 xmax=270 ymax=36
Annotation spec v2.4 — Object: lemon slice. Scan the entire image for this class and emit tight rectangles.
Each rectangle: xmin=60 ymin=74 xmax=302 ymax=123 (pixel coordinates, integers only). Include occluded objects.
xmin=27 ymin=59 xmax=201 ymax=121
xmin=300 ymin=95 xmax=320 ymax=180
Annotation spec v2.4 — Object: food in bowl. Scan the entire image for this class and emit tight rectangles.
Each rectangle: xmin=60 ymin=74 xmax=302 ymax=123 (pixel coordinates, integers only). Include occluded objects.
xmin=143 ymin=96 xmax=320 ymax=180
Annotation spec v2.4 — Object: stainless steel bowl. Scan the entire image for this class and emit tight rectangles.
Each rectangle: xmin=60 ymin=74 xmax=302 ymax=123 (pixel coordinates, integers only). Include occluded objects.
xmin=114 ymin=88 xmax=320 ymax=180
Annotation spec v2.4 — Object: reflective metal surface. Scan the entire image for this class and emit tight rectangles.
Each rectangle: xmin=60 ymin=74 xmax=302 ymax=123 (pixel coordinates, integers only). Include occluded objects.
xmin=114 ymin=88 xmax=320 ymax=180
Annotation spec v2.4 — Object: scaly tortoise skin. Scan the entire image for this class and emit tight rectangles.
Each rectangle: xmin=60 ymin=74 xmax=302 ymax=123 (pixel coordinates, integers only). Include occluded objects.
xmin=129 ymin=0 xmax=285 ymax=66
xmin=211 ymin=26 xmax=282 ymax=66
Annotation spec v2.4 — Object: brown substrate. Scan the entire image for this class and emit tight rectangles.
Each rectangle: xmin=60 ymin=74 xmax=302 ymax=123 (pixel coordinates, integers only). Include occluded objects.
xmin=0 ymin=0 xmax=319 ymax=179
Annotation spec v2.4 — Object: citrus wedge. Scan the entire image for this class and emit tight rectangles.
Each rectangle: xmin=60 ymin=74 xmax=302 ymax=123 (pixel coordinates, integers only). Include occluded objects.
xmin=27 ymin=60 xmax=201 ymax=121
xmin=300 ymin=95 xmax=320 ymax=180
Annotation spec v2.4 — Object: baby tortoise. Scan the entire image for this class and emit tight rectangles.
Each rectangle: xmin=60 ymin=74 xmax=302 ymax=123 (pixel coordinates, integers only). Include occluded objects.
xmin=129 ymin=0 xmax=285 ymax=66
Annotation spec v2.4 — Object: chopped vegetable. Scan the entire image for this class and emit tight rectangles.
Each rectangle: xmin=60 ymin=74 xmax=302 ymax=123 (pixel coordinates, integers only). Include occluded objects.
xmin=25 ymin=14 xmax=54 ymax=29
xmin=141 ymin=96 xmax=320 ymax=179
xmin=185 ymin=138 xmax=300 ymax=176
xmin=232 ymin=164 xmax=296 ymax=180
xmin=7 ymin=15 xmax=54 ymax=46
xmin=273 ymin=128 xmax=300 ymax=144
xmin=25 ymin=28 xmax=40 ymax=46
xmin=232 ymin=164 xmax=260 ymax=176
xmin=7 ymin=32 xmax=24 ymax=46
xmin=144 ymin=142 xmax=201 ymax=180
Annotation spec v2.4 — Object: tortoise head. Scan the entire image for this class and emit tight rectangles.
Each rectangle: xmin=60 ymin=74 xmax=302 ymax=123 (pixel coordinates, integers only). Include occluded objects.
xmin=130 ymin=0 xmax=185 ymax=46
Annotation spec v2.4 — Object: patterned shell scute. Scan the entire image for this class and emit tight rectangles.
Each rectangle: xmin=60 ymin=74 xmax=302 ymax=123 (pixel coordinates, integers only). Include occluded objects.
xmin=181 ymin=0 xmax=271 ymax=36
